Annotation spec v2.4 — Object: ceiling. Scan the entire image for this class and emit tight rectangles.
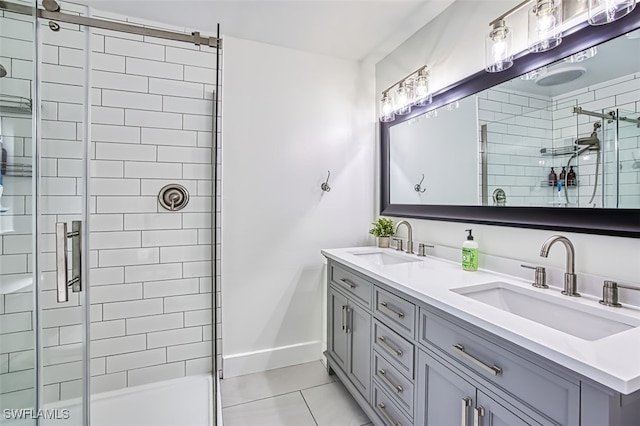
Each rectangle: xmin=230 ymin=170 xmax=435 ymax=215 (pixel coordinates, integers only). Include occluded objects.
xmin=504 ymin=29 xmax=640 ymax=98
xmin=72 ymin=0 xmax=456 ymax=62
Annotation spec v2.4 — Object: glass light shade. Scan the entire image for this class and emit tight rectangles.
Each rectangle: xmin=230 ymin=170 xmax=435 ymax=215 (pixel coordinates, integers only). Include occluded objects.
xmin=395 ymin=81 xmax=413 ymax=115
xmin=528 ymin=0 xmax=562 ymax=53
xmin=520 ymin=66 xmax=548 ymax=80
xmin=379 ymin=92 xmax=395 ymax=122
xmin=485 ymin=21 xmax=513 ymax=72
xmin=414 ymin=69 xmax=432 ymax=106
xmin=588 ymin=0 xmax=636 ymax=25
xmin=564 ymin=47 xmax=598 ymax=63
xmin=425 ymin=109 xmax=438 ymax=119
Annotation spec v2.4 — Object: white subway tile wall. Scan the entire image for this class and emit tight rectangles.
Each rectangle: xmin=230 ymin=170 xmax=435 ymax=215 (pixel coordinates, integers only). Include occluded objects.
xmin=31 ymin=7 xmax=220 ymax=403
xmin=480 ymin=73 xmax=639 ymax=208
xmin=0 ymin=9 xmax=36 ymax=407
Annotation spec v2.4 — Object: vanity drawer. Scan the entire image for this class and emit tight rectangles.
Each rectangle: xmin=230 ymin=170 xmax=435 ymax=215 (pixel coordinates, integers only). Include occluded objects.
xmin=329 ymin=262 xmax=372 ymax=308
xmin=373 ymin=351 xmax=414 ymax=418
xmin=373 ymin=382 xmax=413 ymax=426
xmin=419 ymin=308 xmax=580 ymax=425
xmin=373 ymin=320 xmax=414 ymax=379
xmin=374 ymin=287 xmax=416 ymax=339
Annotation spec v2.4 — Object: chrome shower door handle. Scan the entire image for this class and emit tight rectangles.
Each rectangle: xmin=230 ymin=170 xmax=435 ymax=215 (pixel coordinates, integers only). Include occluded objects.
xmin=70 ymin=221 xmax=82 ymax=293
xmin=55 ymin=221 xmax=82 ymax=303
xmin=56 ymin=222 xmax=69 ymax=302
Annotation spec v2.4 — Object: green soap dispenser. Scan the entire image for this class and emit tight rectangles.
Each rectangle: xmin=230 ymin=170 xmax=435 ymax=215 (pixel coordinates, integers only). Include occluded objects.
xmin=462 ymin=229 xmax=479 ymax=271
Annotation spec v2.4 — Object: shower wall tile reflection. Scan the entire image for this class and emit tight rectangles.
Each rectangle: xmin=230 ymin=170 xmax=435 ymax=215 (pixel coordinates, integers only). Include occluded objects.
xmin=37 ymin=8 xmax=219 ymax=402
xmin=0 ymin=8 xmax=35 ymax=410
xmin=481 ymin=72 xmax=640 ymax=208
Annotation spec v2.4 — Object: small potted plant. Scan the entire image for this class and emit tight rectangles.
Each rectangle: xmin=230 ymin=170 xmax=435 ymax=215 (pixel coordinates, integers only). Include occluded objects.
xmin=369 ymin=217 xmax=394 ymax=248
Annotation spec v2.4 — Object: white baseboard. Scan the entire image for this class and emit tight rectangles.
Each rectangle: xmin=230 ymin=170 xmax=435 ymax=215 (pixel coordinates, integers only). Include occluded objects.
xmin=222 ymin=340 xmax=322 ymax=378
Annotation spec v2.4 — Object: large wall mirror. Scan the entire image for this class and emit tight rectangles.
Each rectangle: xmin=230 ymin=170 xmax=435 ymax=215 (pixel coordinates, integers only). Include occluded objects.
xmin=381 ymin=8 xmax=640 ymax=238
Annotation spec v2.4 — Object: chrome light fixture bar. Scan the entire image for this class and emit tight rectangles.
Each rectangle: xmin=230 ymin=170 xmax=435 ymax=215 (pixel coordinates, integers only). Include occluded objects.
xmin=378 ymin=65 xmax=430 ymax=122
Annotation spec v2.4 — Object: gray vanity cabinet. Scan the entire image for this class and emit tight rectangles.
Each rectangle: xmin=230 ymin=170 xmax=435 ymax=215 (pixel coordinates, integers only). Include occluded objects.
xmin=324 ymin=257 xmax=640 ymax=426
xmin=416 ymin=350 xmax=539 ymax=426
xmin=327 ymin=269 xmax=372 ymax=403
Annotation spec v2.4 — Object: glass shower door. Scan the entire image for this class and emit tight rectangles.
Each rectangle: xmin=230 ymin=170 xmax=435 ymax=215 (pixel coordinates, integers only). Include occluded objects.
xmin=36 ymin=5 xmax=90 ymax=425
xmin=0 ymin=1 xmax=37 ymax=424
xmin=615 ymin=108 xmax=640 ymax=208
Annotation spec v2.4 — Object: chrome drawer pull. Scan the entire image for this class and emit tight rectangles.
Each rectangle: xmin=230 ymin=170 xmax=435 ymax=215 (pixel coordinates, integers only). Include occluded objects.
xmin=379 ymin=302 xmax=405 ymax=318
xmin=345 ymin=307 xmax=351 ymax=334
xmin=377 ymin=403 xmax=401 ymax=426
xmin=338 ymin=278 xmax=356 ymax=289
xmin=461 ymin=397 xmax=472 ymax=426
xmin=453 ymin=344 xmax=502 ymax=376
xmin=474 ymin=406 xmax=484 ymax=426
xmin=378 ymin=336 xmax=402 ymax=357
xmin=378 ymin=369 xmax=403 ymax=393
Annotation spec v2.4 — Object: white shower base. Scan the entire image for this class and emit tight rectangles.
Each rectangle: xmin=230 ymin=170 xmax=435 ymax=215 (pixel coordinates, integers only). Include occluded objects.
xmin=44 ymin=374 xmax=213 ymax=426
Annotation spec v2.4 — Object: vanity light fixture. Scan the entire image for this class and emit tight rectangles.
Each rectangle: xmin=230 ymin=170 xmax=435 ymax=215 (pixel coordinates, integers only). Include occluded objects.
xmin=486 ymin=19 xmax=514 ymax=72
xmin=529 ymin=0 xmax=563 ymax=53
xmin=380 ymin=91 xmax=395 ymax=122
xmin=588 ymin=0 xmax=636 ymax=25
xmin=520 ymin=66 xmax=548 ymax=80
xmin=413 ymin=67 xmax=432 ymax=106
xmin=395 ymin=80 xmax=414 ymax=115
xmin=378 ymin=65 xmax=430 ymax=122
xmin=564 ymin=46 xmax=598 ymax=63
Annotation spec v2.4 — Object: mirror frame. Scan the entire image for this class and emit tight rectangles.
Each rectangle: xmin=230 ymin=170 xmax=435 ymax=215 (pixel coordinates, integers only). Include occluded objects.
xmin=380 ymin=9 xmax=640 ymax=238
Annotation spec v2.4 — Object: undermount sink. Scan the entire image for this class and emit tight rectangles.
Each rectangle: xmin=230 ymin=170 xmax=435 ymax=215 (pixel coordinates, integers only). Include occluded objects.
xmin=452 ymin=282 xmax=640 ymax=341
xmin=351 ymin=251 xmax=421 ymax=266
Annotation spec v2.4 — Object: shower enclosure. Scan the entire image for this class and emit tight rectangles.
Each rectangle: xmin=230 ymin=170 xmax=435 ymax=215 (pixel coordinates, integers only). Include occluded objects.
xmin=481 ymin=90 xmax=640 ymax=208
xmin=1 ymin=1 xmax=220 ymax=424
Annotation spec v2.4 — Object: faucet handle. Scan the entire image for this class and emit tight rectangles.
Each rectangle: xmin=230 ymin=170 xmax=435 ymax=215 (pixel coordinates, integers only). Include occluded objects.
xmin=520 ymin=264 xmax=548 ymax=289
xmin=417 ymin=243 xmax=434 ymax=257
xmin=393 ymin=238 xmax=404 ymax=252
xmin=600 ymin=281 xmax=640 ymax=308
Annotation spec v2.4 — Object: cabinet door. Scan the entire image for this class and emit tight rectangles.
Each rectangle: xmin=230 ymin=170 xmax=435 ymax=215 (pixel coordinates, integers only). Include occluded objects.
xmin=348 ymin=301 xmax=371 ymax=402
xmin=416 ymin=350 xmax=476 ymax=426
xmin=475 ymin=390 xmax=538 ymax=426
xmin=328 ymin=287 xmax=349 ymax=372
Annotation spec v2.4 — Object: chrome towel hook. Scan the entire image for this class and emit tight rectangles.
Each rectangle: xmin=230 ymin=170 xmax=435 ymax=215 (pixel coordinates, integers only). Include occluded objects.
xmin=414 ymin=174 xmax=426 ymax=193
xmin=321 ymin=171 xmax=331 ymax=192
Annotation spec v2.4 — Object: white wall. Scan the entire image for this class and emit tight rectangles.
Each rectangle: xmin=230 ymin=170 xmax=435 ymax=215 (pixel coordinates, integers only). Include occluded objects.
xmin=376 ymin=0 xmax=640 ymax=283
xmin=222 ymin=36 xmax=375 ymax=377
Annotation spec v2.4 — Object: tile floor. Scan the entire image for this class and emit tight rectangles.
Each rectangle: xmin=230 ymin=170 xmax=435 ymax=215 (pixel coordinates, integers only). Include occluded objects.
xmin=221 ymin=361 xmax=373 ymax=426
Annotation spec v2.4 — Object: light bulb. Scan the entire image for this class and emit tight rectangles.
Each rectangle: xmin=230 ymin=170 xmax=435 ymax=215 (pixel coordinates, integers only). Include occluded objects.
xmin=491 ymin=39 xmax=508 ymax=62
xmin=396 ymin=86 xmax=408 ymax=106
xmin=485 ymin=20 xmax=513 ymax=72
xmin=380 ymin=92 xmax=395 ymax=122
xmin=528 ymin=0 xmax=562 ymax=53
xmin=415 ymin=77 xmax=428 ymax=98
xmin=537 ymin=13 xmax=556 ymax=35
xmin=382 ymin=100 xmax=392 ymax=116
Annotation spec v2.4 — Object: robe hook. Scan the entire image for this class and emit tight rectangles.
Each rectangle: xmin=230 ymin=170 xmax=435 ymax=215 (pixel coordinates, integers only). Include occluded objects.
xmin=321 ymin=171 xmax=331 ymax=192
xmin=414 ymin=174 xmax=426 ymax=193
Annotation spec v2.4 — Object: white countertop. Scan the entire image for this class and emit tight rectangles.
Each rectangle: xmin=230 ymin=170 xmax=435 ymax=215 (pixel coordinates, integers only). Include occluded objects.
xmin=321 ymin=246 xmax=640 ymax=395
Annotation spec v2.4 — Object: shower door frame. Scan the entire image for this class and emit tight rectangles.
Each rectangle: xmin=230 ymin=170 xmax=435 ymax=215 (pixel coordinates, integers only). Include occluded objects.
xmin=1 ymin=1 xmax=221 ymax=424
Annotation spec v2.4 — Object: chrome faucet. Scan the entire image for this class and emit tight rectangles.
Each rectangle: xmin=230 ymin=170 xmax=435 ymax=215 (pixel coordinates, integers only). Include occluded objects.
xmin=539 ymin=235 xmax=579 ymax=297
xmin=394 ymin=220 xmax=414 ymax=254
